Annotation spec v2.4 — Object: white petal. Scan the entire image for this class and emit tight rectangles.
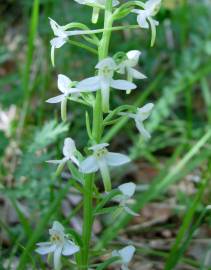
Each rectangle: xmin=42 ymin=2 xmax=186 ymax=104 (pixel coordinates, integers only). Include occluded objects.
xmin=137 ymin=12 xmax=150 ymax=29
xmin=119 ymin=245 xmax=135 ymax=264
xmin=127 ymin=50 xmax=141 ymax=66
xmin=51 ymin=221 xmax=65 ymax=233
xmin=112 ymin=250 xmax=119 ymax=258
xmin=62 ymin=240 xmax=80 ymax=256
xmin=89 ymin=143 xmax=109 ymax=151
xmin=49 ymin=18 xmax=60 ymax=36
xmin=96 ymin=57 xmax=116 ymax=70
xmin=133 ymin=9 xmax=141 ymax=14
xmin=50 ymin=37 xmax=66 ymax=48
xmin=35 ymin=243 xmax=56 ymax=255
xmin=77 ymin=76 xmax=100 ymax=91
xmin=46 ymin=94 xmax=65 ymax=103
xmin=63 ymin=138 xmax=76 ymax=158
xmin=137 ymin=103 xmax=154 ymax=121
xmin=124 ymin=206 xmax=139 ymax=216
xmin=129 ymin=68 xmax=147 ymax=80
xmin=112 ymin=0 xmax=120 ymax=6
xmin=145 ymin=0 xmax=161 ymax=15
xmin=118 ymin=182 xmax=136 ymax=197
xmin=36 ymin=241 xmax=52 ymax=247
xmin=73 ymin=0 xmax=87 ymax=4
xmin=54 ymin=246 xmax=63 ymax=270
xmin=105 ymin=152 xmax=130 ymax=167
xmin=58 ymin=74 xmax=72 ymax=93
xmin=135 ymin=120 xmax=151 ymax=139
xmin=79 ymin=155 xmax=99 ymax=173
xmin=66 ymin=87 xmax=82 ymax=94
xmin=46 ymin=159 xmax=64 ymax=164
xmin=110 ymin=79 xmax=136 ymax=91
xmin=121 ymin=264 xmax=129 ymax=270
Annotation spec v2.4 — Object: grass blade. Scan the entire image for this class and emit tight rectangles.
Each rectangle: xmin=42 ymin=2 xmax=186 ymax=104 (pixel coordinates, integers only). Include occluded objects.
xmin=164 ymin=166 xmax=210 ymax=270
xmin=18 ymin=0 xmax=40 ymax=138
xmin=96 ymin=130 xmax=211 ymax=250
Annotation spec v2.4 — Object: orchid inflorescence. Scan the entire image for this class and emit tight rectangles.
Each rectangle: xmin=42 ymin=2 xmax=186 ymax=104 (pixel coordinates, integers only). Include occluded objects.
xmin=36 ymin=0 xmax=161 ymax=269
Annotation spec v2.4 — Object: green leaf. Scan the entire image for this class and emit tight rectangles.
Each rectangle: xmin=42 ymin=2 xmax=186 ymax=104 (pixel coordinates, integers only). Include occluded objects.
xmin=29 ymin=121 xmax=69 ymax=152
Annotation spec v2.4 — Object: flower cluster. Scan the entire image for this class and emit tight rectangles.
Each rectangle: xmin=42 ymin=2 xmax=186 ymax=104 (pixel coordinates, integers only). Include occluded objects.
xmin=36 ymin=0 xmax=161 ymax=269
xmin=36 ymin=221 xmax=79 ymax=270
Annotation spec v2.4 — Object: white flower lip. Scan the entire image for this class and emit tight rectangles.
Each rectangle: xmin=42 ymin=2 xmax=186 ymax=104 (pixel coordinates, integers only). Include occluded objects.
xmin=36 ymin=221 xmax=79 ymax=270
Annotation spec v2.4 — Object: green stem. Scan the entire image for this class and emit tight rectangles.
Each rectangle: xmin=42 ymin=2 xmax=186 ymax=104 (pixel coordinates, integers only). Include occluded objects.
xmin=81 ymin=0 xmax=113 ymax=269
xmin=68 ymin=24 xmax=140 ymax=36
xmin=17 ymin=0 xmax=39 ymax=139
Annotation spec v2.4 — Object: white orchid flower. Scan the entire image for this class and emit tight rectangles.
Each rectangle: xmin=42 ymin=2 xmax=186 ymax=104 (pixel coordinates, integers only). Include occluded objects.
xmin=112 ymin=245 xmax=136 ymax=270
xmin=117 ymin=50 xmax=146 ymax=94
xmin=127 ymin=103 xmax=154 ymax=139
xmin=36 ymin=221 xmax=79 ymax=270
xmin=115 ymin=182 xmax=139 ymax=216
xmin=47 ymin=138 xmax=79 ymax=173
xmin=77 ymin=58 xmax=137 ymax=112
xmin=133 ymin=0 xmax=161 ymax=46
xmin=46 ymin=74 xmax=82 ymax=121
xmin=49 ymin=18 xmax=74 ymax=66
xmin=46 ymin=74 xmax=81 ymax=104
xmin=79 ymin=143 xmax=130 ymax=192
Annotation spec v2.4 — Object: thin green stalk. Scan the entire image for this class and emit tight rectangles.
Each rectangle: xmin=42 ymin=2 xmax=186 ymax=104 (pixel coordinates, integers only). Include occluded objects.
xmin=201 ymin=78 xmax=211 ymax=125
xmin=68 ymin=24 xmax=140 ymax=36
xmin=17 ymin=0 xmax=39 ymax=139
xmin=81 ymin=174 xmax=94 ymax=267
xmin=185 ymin=86 xmax=193 ymax=140
xmin=68 ymin=40 xmax=98 ymax=55
xmin=81 ymin=1 xmax=113 ymax=269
